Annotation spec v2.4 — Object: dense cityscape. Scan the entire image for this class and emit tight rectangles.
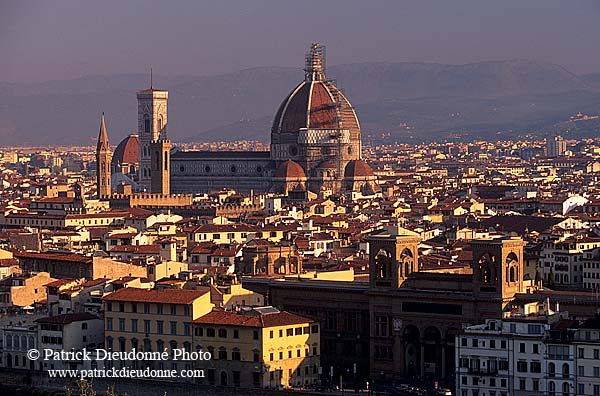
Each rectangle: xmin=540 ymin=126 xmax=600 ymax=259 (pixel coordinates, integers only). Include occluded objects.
xmin=3 ymin=2 xmax=600 ymax=395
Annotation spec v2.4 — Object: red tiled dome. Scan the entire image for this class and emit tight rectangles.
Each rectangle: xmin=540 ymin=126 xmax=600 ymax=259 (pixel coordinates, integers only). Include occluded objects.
xmin=274 ymin=160 xmax=307 ymax=179
xmin=344 ymin=160 xmax=375 ymax=178
xmin=111 ymin=135 xmax=139 ymax=167
xmin=271 ymin=81 xmax=360 ymax=135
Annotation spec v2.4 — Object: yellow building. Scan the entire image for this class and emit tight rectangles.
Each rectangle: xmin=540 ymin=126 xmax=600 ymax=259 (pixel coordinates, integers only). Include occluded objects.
xmin=192 ymin=306 xmax=320 ymax=389
xmin=102 ymin=287 xmax=213 ymax=370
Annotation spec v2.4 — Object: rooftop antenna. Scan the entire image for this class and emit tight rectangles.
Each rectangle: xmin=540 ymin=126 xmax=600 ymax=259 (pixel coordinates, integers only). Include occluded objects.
xmin=150 ymin=67 xmax=153 ymax=89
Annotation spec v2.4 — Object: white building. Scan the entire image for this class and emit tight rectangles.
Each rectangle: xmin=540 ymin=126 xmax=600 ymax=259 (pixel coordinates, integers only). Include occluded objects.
xmin=457 ymin=304 xmax=600 ymax=396
xmin=541 ymin=236 xmax=600 ymax=289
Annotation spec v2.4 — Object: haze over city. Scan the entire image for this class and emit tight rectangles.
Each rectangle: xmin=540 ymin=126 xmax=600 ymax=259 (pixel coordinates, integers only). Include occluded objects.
xmin=2 ymin=3 xmax=600 ymax=396
xmin=2 ymin=0 xmax=600 ymax=82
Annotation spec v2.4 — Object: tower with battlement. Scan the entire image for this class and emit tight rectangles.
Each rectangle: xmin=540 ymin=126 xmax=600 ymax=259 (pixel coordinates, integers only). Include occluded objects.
xmin=137 ymin=82 xmax=168 ymax=192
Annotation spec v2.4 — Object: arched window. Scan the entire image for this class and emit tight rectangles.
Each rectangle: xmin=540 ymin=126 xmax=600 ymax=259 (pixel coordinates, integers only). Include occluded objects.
xmin=375 ymin=249 xmax=391 ymax=280
xmin=549 ymin=362 xmax=556 ymax=377
xmin=220 ymin=371 xmax=228 ymax=386
xmin=158 ymin=116 xmax=163 ymax=134
xmin=401 ymin=248 xmax=413 ymax=277
xmin=509 ymin=267 xmax=516 ymax=283
xmin=164 ymin=152 xmax=168 ymax=171
xmin=144 ymin=114 xmax=151 ymax=134
xmin=549 ymin=381 xmax=555 ymax=395
xmin=562 ymin=363 xmax=569 ymax=377
xmin=562 ymin=381 xmax=569 ymax=396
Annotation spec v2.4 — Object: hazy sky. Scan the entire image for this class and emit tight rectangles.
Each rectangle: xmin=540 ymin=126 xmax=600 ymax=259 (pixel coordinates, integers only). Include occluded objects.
xmin=2 ymin=0 xmax=600 ymax=83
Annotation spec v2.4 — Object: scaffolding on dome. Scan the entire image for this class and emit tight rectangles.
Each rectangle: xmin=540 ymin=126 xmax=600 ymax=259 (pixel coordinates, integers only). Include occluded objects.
xmin=304 ymin=42 xmax=326 ymax=81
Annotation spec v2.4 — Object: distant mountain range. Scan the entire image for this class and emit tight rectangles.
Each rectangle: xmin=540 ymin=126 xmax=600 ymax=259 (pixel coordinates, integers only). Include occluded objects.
xmin=1 ymin=60 xmax=600 ymax=146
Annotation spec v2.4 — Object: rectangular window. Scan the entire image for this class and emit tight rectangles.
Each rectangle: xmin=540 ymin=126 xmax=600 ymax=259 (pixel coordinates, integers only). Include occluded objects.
xmin=207 ymin=328 xmax=215 ymax=337
xmin=253 ymin=330 xmax=259 ymax=340
xmin=311 ymin=324 xmax=319 ymax=334
xmin=171 ymin=305 xmax=177 ymax=315
xmin=516 ymin=361 xmax=528 ymax=372
xmin=118 ymin=318 xmax=125 ymax=332
xmin=106 ymin=318 xmax=113 ymax=331
xmin=157 ymin=321 xmax=164 ymax=335
xmin=233 ymin=329 xmax=239 ymax=339
xmin=144 ymin=320 xmax=150 ymax=334
xmin=295 ymin=327 xmax=302 ymax=335
xmin=286 ymin=328 xmax=293 ymax=337
xmin=131 ymin=319 xmax=138 ymax=333
xmin=269 ymin=330 xmax=274 ymax=339
xmin=490 ymin=339 xmax=495 ymax=349
xmin=170 ymin=321 xmax=177 ymax=335
xmin=519 ymin=343 xmax=525 ymax=353
xmin=375 ymin=315 xmax=390 ymax=337
xmin=184 ymin=323 xmax=191 ymax=336
xmin=218 ymin=328 xmax=227 ymax=338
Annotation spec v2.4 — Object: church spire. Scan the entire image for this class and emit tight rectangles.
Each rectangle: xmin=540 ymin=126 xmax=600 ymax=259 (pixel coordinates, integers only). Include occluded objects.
xmin=97 ymin=112 xmax=109 ymax=152
xmin=96 ymin=112 xmax=111 ymax=198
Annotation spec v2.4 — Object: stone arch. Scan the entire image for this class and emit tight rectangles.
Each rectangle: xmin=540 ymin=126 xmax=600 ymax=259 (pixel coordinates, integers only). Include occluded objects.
xmin=403 ymin=325 xmax=420 ymax=376
xmin=375 ymin=249 xmax=392 ymax=281
xmin=423 ymin=326 xmax=442 ymax=377
xmin=400 ymin=248 xmax=414 ymax=277
xmin=477 ymin=252 xmax=497 ymax=285
xmin=506 ymin=252 xmax=519 ymax=283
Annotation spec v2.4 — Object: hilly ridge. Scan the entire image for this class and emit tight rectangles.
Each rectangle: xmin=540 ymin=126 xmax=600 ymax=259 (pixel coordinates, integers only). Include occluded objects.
xmin=0 ymin=60 xmax=598 ymax=146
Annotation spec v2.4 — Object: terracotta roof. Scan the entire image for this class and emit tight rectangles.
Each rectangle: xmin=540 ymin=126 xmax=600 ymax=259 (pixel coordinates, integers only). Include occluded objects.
xmin=36 ymin=313 xmax=99 ymax=325
xmin=109 ymin=245 xmax=160 ymax=254
xmin=274 ymin=160 xmax=306 ymax=179
xmin=15 ymin=251 xmax=92 ymax=264
xmin=344 ymin=160 xmax=375 ymax=178
xmin=111 ymin=134 xmax=139 ymax=167
xmin=271 ymin=79 xmax=360 ymax=135
xmin=103 ymin=287 xmax=209 ymax=304
xmin=193 ymin=308 xmax=314 ymax=328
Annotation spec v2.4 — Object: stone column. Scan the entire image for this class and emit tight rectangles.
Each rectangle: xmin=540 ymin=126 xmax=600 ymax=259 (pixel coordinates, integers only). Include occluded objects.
xmin=420 ymin=339 xmax=425 ymax=377
xmin=393 ymin=335 xmax=404 ymax=376
xmin=441 ymin=341 xmax=447 ymax=379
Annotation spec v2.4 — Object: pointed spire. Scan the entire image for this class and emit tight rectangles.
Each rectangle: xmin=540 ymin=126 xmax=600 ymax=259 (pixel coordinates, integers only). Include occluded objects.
xmin=97 ymin=112 xmax=109 ymax=151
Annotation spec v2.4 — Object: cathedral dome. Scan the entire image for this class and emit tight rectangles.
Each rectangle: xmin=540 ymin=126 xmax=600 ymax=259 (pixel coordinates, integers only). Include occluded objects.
xmin=274 ymin=160 xmax=307 ymax=179
xmin=344 ymin=160 xmax=375 ymax=178
xmin=271 ymin=44 xmax=360 ymax=136
xmin=111 ymin=134 xmax=139 ymax=168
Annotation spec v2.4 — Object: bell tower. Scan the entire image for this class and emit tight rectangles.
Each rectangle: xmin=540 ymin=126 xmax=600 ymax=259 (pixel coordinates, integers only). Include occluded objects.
xmin=367 ymin=225 xmax=420 ymax=289
xmin=137 ymin=74 xmax=168 ymax=192
xmin=95 ymin=113 xmax=111 ymax=198
xmin=471 ymin=237 xmax=525 ymax=307
xmin=150 ymin=139 xmax=171 ymax=195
